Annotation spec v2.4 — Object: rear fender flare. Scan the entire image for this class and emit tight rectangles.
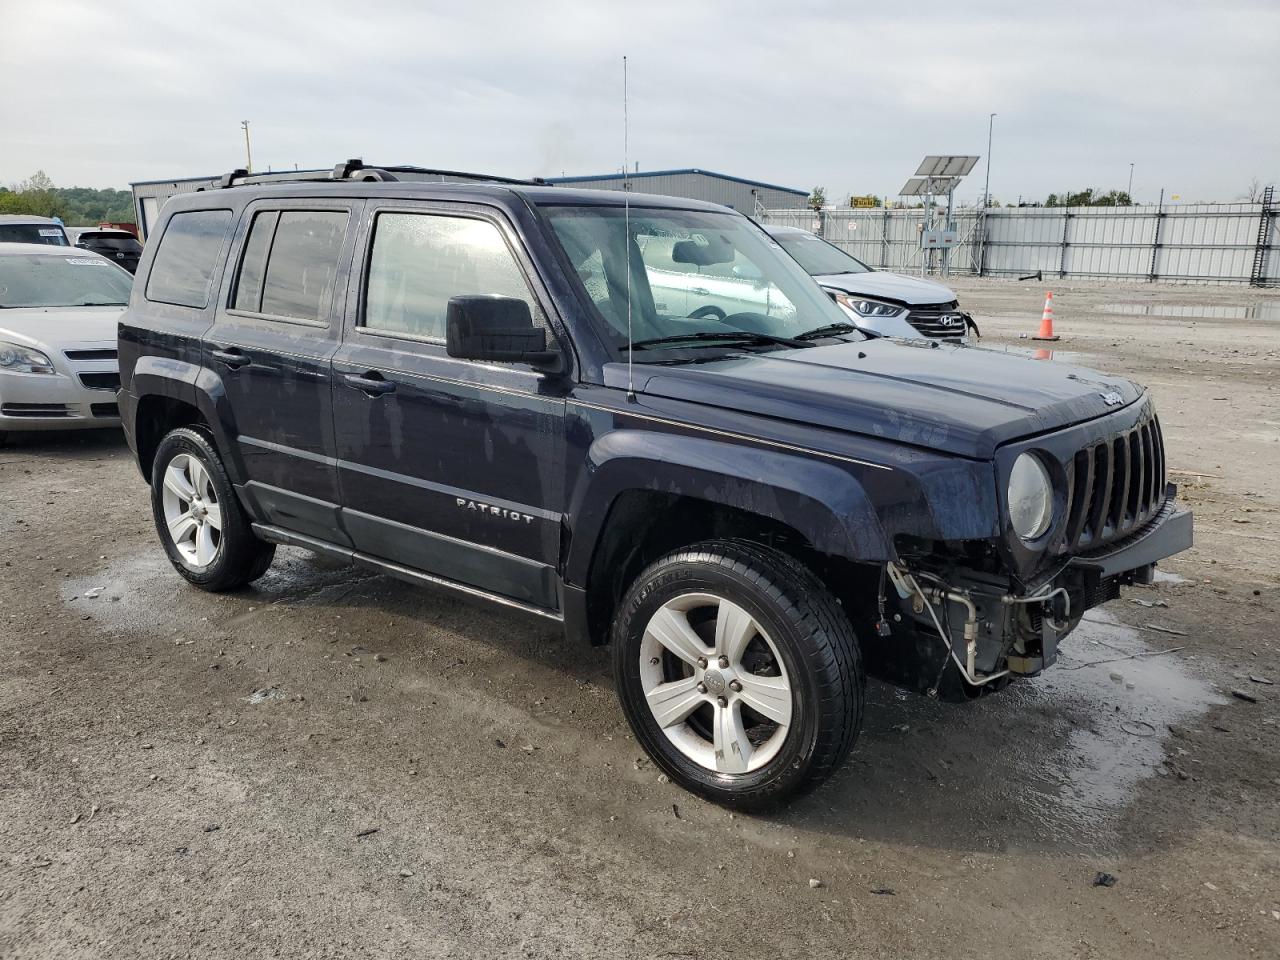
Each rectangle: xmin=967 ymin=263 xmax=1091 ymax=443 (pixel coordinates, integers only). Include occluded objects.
xmin=131 ymin=356 xmax=245 ymax=485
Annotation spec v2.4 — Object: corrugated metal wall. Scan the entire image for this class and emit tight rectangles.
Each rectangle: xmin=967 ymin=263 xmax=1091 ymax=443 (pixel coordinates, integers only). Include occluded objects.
xmin=763 ymin=203 xmax=1280 ymax=286
xmin=552 ymin=172 xmax=805 ymax=212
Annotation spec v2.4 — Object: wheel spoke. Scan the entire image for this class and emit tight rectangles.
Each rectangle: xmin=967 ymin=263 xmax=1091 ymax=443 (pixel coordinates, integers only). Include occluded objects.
xmin=167 ymin=512 xmax=197 ymax=544
xmin=195 ymin=523 xmax=218 ymax=566
xmin=644 ymin=605 xmax=711 ymax=667
xmin=643 ymin=676 xmax=705 ymax=729
xmin=189 ymin=459 xmax=210 ymax=500
xmin=736 ymin=673 xmax=792 ymax=727
xmin=713 ymin=700 xmax=752 ymax=773
xmin=163 ymin=462 xmax=195 ymax=503
xmin=714 ymin=598 xmax=758 ymax=663
xmin=203 ymin=502 xmax=223 ymax=531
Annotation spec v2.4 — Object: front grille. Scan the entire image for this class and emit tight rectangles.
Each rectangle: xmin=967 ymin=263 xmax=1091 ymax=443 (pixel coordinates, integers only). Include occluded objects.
xmin=91 ymin=402 xmax=120 ymax=419
xmin=78 ymin=371 xmax=121 ymax=391
xmin=905 ymin=301 xmax=965 ymax=339
xmin=64 ymin=349 xmax=118 ymax=361
xmin=2 ymin=403 xmax=71 ymax=418
xmin=1062 ymin=414 xmax=1166 ymax=551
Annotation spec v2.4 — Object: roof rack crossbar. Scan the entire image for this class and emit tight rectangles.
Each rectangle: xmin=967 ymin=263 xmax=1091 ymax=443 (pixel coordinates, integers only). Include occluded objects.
xmin=203 ymin=159 xmax=548 ymax=190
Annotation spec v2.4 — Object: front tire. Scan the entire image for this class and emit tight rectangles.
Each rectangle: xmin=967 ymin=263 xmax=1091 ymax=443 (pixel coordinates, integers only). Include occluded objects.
xmin=613 ymin=540 xmax=863 ymax=809
xmin=150 ymin=426 xmax=274 ymax=591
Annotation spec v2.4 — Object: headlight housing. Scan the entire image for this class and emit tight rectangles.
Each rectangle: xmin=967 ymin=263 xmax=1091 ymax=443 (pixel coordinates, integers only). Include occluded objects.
xmin=1008 ymin=453 xmax=1053 ymax=541
xmin=832 ymin=293 xmax=906 ymax=318
xmin=0 ymin=342 xmax=55 ymax=375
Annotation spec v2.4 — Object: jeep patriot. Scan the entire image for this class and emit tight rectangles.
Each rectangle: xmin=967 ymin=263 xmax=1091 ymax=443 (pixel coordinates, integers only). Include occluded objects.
xmin=118 ymin=161 xmax=1193 ymax=807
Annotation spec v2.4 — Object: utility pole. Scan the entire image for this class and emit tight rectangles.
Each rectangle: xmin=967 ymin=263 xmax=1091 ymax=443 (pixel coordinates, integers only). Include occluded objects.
xmin=983 ymin=113 xmax=996 ymax=207
xmin=241 ymin=120 xmax=253 ymax=174
xmin=1127 ymin=163 xmax=1134 ymax=204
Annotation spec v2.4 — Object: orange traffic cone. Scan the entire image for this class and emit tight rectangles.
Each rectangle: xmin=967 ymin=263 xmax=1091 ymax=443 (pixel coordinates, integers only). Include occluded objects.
xmin=1033 ymin=292 xmax=1060 ymax=341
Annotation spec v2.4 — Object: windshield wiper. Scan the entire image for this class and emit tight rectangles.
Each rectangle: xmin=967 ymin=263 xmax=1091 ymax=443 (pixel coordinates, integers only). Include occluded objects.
xmin=78 ymin=301 xmax=127 ymax=306
xmin=795 ymin=322 xmax=861 ymax=341
xmin=625 ymin=331 xmax=812 ymax=352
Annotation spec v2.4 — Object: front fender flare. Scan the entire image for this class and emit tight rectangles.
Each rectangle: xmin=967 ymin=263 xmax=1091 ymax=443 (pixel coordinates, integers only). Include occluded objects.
xmin=563 ymin=429 xmax=892 ymax=586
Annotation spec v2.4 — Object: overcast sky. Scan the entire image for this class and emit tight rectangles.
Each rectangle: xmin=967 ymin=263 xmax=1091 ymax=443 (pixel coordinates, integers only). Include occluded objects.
xmin=3 ymin=0 xmax=1277 ymax=205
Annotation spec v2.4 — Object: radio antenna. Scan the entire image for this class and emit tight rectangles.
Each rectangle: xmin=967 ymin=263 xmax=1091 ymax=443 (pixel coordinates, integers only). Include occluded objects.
xmin=623 ymin=55 xmax=635 ymax=400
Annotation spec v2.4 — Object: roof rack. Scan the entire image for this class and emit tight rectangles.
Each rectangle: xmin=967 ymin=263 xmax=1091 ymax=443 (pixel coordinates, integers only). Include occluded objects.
xmin=205 ymin=159 xmax=548 ymax=190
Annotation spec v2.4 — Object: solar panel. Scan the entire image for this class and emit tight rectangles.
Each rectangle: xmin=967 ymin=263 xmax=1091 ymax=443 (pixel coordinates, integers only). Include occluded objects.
xmin=915 ymin=155 xmax=979 ymax=178
xmin=899 ymin=176 xmax=959 ymax=196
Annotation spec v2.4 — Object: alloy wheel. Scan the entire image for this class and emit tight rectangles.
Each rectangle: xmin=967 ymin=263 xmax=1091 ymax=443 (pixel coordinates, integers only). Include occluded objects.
xmin=638 ymin=592 xmax=794 ymax=774
xmin=160 ymin=452 xmax=223 ymax=568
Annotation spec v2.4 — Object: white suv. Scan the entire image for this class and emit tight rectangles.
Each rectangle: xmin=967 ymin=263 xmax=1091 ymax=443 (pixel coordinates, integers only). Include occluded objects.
xmin=764 ymin=224 xmax=975 ymax=341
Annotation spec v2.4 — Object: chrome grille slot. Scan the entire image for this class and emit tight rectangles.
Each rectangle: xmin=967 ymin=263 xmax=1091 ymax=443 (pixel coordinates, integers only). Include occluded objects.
xmin=904 ymin=301 xmax=964 ymax=340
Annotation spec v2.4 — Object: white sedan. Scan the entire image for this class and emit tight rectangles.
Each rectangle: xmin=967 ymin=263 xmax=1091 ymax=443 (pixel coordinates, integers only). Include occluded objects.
xmin=0 ymin=243 xmax=131 ymax=442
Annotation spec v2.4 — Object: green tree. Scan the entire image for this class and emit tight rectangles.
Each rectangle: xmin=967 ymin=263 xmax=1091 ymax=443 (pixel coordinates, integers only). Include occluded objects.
xmin=1047 ymin=188 xmax=1132 ymax=208
xmin=808 ymin=186 xmax=826 ymax=212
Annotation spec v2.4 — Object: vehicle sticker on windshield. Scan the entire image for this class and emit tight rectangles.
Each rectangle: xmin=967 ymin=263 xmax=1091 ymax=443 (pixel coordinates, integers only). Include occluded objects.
xmin=65 ymin=257 xmax=108 ymax=266
xmin=39 ymin=229 xmax=63 ymax=237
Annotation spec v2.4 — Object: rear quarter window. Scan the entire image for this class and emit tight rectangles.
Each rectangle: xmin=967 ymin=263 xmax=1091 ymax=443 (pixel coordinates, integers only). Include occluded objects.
xmin=144 ymin=209 xmax=233 ymax=308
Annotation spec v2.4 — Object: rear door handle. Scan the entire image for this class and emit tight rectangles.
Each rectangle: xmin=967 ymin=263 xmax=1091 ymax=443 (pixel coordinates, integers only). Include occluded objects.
xmin=210 ymin=348 xmax=250 ymax=369
xmin=343 ymin=372 xmax=396 ymax=397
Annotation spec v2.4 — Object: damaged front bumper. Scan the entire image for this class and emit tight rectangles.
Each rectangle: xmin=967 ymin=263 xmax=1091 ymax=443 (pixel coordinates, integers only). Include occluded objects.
xmin=881 ymin=500 xmax=1193 ymax=697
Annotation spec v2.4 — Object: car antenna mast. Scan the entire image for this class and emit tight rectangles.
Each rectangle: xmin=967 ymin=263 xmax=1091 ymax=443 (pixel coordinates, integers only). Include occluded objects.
xmin=623 ymin=54 xmax=635 ymax=401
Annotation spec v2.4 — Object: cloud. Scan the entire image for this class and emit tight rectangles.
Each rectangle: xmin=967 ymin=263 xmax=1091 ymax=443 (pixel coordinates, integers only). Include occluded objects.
xmin=1 ymin=0 xmax=1276 ymax=203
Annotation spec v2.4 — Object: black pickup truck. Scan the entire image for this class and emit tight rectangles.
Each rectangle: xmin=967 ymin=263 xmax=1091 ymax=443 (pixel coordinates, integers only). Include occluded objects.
xmin=117 ymin=161 xmax=1192 ymax=808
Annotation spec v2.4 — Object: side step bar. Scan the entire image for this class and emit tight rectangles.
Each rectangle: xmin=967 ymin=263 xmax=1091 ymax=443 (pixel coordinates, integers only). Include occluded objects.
xmin=251 ymin=523 xmax=564 ymax=623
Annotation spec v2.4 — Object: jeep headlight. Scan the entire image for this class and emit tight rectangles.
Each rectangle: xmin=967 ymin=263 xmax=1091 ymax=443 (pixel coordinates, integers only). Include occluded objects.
xmin=1008 ymin=453 xmax=1053 ymax=541
xmin=0 ymin=342 xmax=55 ymax=374
xmin=832 ymin=293 xmax=905 ymax=318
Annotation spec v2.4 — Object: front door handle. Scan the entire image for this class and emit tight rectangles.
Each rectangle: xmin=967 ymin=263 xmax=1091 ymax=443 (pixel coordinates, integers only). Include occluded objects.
xmin=210 ymin=348 xmax=250 ymax=369
xmin=343 ymin=372 xmax=396 ymax=397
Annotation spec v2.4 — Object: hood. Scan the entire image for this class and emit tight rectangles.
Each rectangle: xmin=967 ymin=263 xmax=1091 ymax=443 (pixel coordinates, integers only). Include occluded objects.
xmin=0 ymin=305 xmax=123 ymax=349
xmin=814 ymin=270 xmax=956 ymax=306
xmin=632 ymin=339 xmax=1143 ymax=459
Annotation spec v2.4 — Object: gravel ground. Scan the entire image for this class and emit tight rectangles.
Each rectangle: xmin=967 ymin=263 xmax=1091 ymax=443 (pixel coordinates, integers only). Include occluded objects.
xmin=1 ymin=278 xmax=1278 ymax=958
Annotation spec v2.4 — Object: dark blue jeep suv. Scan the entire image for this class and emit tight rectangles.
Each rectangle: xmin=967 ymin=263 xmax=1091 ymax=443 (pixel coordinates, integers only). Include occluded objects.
xmin=118 ymin=161 xmax=1192 ymax=807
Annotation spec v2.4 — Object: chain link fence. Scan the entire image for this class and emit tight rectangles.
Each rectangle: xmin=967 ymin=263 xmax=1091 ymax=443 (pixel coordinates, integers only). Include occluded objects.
xmin=761 ymin=201 xmax=1279 ymax=286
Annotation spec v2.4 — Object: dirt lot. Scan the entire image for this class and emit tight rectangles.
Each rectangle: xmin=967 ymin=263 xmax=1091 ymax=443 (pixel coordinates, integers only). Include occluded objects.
xmin=2 ymin=279 xmax=1279 ymax=959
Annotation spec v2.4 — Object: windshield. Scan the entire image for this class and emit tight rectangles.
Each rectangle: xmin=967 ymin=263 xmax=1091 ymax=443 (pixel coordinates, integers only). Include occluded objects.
xmin=0 ymin=224 xmax=69 ymax=246
xmin=772 ymin=231 xmax=871 ymax=276
xmin=0 ymin=254 xmax=133 ymax=308
xmin=79 ymin=233 xmax=142 ymax=253
xmin=544 ymin=205 xmax=860 ymax=356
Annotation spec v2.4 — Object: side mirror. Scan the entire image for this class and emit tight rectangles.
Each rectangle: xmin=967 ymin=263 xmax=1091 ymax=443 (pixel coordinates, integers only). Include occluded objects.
xmin=445 ymin=295 xmax=560 ymax=368
xmin=732 ymin=262 xmax=763 ymax=282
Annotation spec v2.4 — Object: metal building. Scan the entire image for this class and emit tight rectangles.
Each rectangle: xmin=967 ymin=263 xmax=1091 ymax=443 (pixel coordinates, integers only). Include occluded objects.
xmin=546 ymin=168 xmax=808 ymax=213
xmin=131 ymin=174 xmax=222 ymax=240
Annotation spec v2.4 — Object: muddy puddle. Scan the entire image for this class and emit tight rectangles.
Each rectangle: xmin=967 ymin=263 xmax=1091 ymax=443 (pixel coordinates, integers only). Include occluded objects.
xmin=1101 ymin=301 xmax=1280 ymax=321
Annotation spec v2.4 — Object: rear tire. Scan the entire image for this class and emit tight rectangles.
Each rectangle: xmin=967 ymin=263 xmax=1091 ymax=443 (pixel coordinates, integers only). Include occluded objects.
xmin=612 ymin=539 xmax=863 ymax=809
xmin=150 ymin=426 xmax=274 ymax=591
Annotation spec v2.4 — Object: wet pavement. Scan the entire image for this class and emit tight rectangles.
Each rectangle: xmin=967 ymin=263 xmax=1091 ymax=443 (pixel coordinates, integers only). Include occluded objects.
xmin=63 ymin=544 xmax=1226 ymax=858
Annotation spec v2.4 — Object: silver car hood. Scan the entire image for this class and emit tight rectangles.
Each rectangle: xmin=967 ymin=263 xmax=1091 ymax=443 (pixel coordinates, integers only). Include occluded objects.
xmin=0 ymin=305 xmax=123 ymax=349
xmin=814 ymin=270 xmax=956 ymax=307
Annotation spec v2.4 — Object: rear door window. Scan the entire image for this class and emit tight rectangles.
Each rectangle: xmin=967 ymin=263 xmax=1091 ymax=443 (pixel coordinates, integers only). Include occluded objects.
xmin=232 ymin=210 xmax=348 ymax=323
xmin=145 ymin=209 xmax=233 ymax=308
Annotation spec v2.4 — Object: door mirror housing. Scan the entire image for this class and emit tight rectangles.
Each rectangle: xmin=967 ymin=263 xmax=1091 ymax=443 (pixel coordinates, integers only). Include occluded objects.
xmin=445 ymin=296 xmax=560 ymax=368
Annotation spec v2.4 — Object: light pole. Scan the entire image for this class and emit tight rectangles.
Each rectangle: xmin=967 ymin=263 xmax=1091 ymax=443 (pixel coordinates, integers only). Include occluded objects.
xmin=241 ymin=120 xmax=253 ymax=174
xmin=983 ymin=112 xmax=996 ymax=207
xmin=1127 ymin=163 xmax=1134 ymax=204
xmin=977 ymin=112 xmax=996 ymax=277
